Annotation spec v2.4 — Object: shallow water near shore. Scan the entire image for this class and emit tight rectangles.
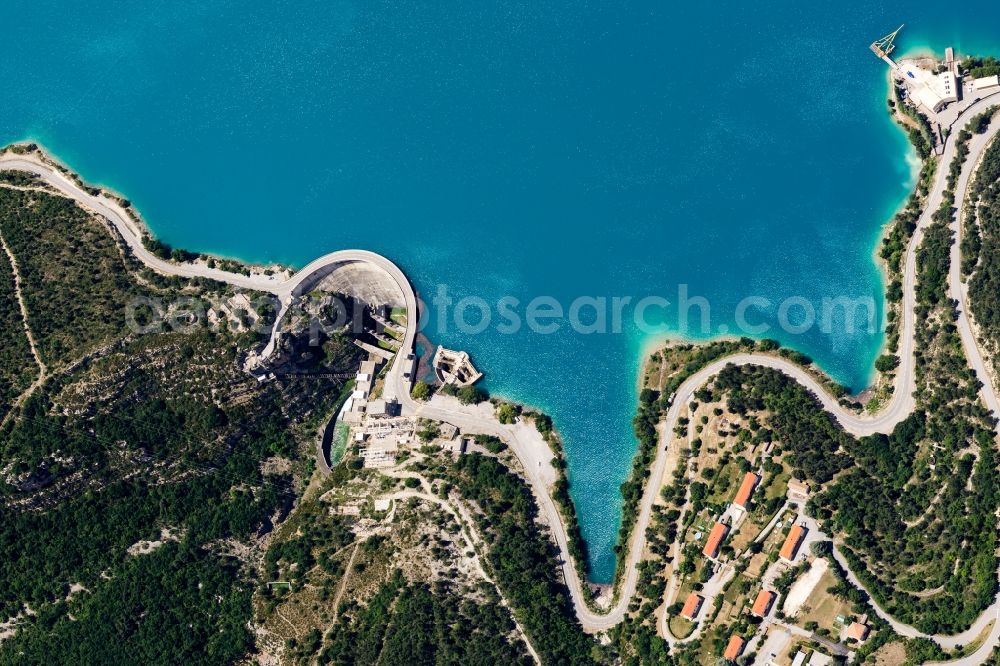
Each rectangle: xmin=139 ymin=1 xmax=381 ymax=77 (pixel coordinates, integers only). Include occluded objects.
xmin=4 ymin=1 xmax=1000 ymax=582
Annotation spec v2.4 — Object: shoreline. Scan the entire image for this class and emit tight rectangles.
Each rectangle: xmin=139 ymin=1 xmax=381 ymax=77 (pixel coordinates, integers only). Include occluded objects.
xmin=858 ymin=70 xmax=929 ymax=401
xmin=635 ymin=50 xmax=939 ymax=407
xmin=15 ymin=126 xmax=898 ymax=397
xmin=15 ymin=132 xmax=898 ymax=592
xmin=603 ymin=97 xmax=1000 ymax=649
xmin=9 ymin=128 xmax=898 ymax=585
xmin=7 ymin=104 xmax=1000 ymax=648
xmin=7 ymin=140 xmax=295 ymax=278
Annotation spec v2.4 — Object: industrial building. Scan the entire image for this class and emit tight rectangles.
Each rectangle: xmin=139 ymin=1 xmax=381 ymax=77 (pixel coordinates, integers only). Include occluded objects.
xmin=908 ymin=69 xmax=959 ymax=113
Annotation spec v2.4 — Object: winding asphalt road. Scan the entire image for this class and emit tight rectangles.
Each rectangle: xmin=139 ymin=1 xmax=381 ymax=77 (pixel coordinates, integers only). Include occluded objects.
xmin=4 ymin=101 xmax=1000 ymax=662
xmin=645 ymin=102 xmax=1000 ymax=662
xmin=644 ymin=103 xmax=1000 ymax=662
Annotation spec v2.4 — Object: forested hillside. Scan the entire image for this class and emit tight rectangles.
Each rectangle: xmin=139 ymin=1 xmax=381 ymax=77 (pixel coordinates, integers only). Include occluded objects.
xmin=0 ymin=185 xmax=359 ymax=664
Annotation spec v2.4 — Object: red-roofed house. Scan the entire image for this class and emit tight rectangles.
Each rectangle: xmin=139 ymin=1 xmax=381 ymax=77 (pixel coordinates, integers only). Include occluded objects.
xmin=724 ymin=634 xmax=746 ymax=660
xmin=733 ymin=471 xmax=760 ymax=509
xmin=846 ymin=622 xmax=870 ymax=642
xmin=703 ymin=521 xmax=729 ymax=558
xmin=751 ymin=589 xmax=776 ymax=618
xmin=779 ymin=523 xmax=807 ymax=562
xmin=681 ymin=593 xmax=704 ymax=620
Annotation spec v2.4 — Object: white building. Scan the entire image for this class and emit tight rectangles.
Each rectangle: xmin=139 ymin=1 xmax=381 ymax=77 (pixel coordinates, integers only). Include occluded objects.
xmin=908 ymin=68 xmax=960 ymax=113
xmin=368 ymin=398 xmax=401 ymax=418
xmin=808 ymin=652 xmax=832 ymax=666
xmin=974 ymin=75 xmax=1000 ymax=91
xmin=940 ymin=71 xmax=959 ymax=103
xmin=360 ymin=440 xmax=397 ymax=468
xmin=926 ymin=70 xmax=959 ymax=111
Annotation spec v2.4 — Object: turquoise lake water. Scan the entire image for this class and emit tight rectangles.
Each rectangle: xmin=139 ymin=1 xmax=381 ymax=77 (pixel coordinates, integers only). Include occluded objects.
xmin=4 ymin=1 xmax=1000 ymax=582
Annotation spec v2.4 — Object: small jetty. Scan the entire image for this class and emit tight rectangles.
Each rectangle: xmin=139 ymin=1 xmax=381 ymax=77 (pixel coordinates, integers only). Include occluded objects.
xmin=869 ymin=24 xmax=904 ymax=71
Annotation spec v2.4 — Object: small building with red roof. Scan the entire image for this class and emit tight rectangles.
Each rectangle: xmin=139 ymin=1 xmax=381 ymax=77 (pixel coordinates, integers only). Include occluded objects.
xmin=846 ymin=621 xmax=870 ymax=642
xmin=733 ymin=471 xmax=760 ymax=509
xmin=723 ymin=634 xmax=746 ymax=660
xmin=703 ymin=521 xmax=729 ymax=558
xmin=779 ymin=523 xmax=807 ymax=562
xmin=751 ymin=589 xmax=776 ymax=618
xmin=681 ymin=592 xmax=704 ymax=620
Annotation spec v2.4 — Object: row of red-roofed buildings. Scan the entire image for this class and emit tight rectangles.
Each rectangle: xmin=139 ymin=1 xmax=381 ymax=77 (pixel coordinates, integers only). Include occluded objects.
xmin=679 ymin=469 xmax=816 ymax=661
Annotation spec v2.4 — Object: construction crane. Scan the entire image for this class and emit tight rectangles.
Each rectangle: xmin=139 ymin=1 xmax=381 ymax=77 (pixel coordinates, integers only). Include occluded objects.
xmin=870 ymin=24 xmax=904 ymax=60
